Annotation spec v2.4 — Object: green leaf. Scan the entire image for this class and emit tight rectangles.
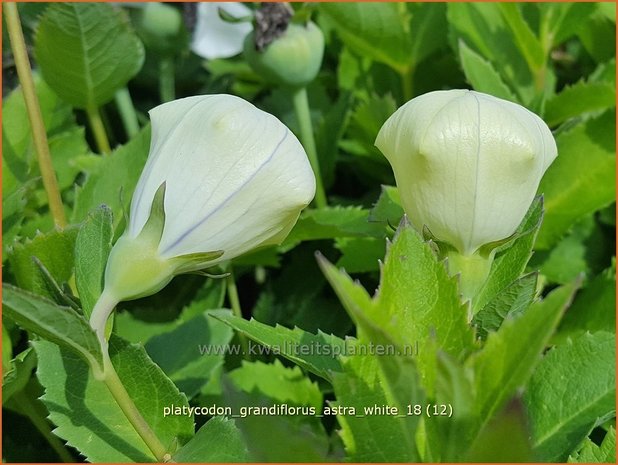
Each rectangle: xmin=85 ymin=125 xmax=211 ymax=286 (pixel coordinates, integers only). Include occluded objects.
xmin=577 ymin=9 xmax=616 ymax=63
xmin=368 ymin=185 xmax=404 ymax=226
xmin=227 ymin=359 xmax=322 ymax=410
xmin=335 ymin=237 xmax=385 ymax=273
xmin=210 ymin=310 xmax=347 ymax=381
xmin=34 ymin=3 xmax=144 ymax=109
xmin=75 ymin=206 xmax=113 ymax=317
xmin=406 ymin=2 xmax=448 ymax=68
xmin=464 ymin=399 xmax=532 ymax=462
xmin=282 ymin=206 xmax=384 ymax=249
xmin=447 ymin=3 xmax=535 ymax=104
xmin=544 ymin=80 xmax=616 ymax=127
xmin=172 ymin=417 xmax=249 ymax=463
xmin=525 ymin=332 xmax=616 ymax=461
xmin=315 ymin=93 xmax=352 ymax=188
xmin=467 ymin=281 xmax=580 ymax=434
xmin=537 ymin=111 xmax=616 ymax=249
xmin=554 ymin=269 xmax=616 ymax=344
xmin=346 ymin=93 xmax=397 ymax=160
xmin=8 ymin=226 xmax=78 ymax=299
xmin=331 ymin=354 xmax=420 ymax=462
xmin=34 ymin=337 xmax=194 ymax=462
xmin=569 ymin=427 xmax=616 ymax=463
xmin=145 ymin=312 xmax=233 ymax=399
xmin=539 ymin=2 xmax=598 ymax=46
xmin=319 ymin=3 xmax=414 ymax=72
xmin=473 ymin=272 xmax=538 ymax=340
xmin=2 ymin=348 xmax=37 ymax=404
xmin=473 ymin=196 xmax=542 ymax=314
xmin=458 ymin=40 xmax=517 ymax=101
xmin=2 ymin=284 xmax=103 ymax=374
xmin=498 ymin=3 xmax=544 ymax=71
xmin=72 ymin=125 xmax=151 ymax=226
xmin=223 ymin=380 xmax=330 ymax=462
xmin=319 ymin=221 xmax=476 ymax=396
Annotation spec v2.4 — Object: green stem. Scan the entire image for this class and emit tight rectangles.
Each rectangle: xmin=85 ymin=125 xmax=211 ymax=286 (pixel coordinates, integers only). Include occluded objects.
xmin=102 ymin=355 xmax=169 ymax=462
xmin=291 ymin=87 xmax=327 ymax=209
xmin=114 ymin=87 xmax=140 ymax=138
xmin=90 ymin=294 xmax=169 ymax=461
xmin=4 ymin=3 xmax=66 ymax=228
xmin=226 ymin=269 xmax=250 ymax=359
xmin=400 ymin=66 xmax=414 ymax=102
xmin=86 ymin=106 xmax=111 ymax=154
xmin=13 ymin=389 xmax=74 ymax=463
xmin=159 ymin=58 xmax=175 ymax=103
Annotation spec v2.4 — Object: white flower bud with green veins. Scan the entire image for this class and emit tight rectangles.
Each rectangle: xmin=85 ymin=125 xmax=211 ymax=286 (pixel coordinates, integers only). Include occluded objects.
xmin=90 ymin=94 xmax=316 ymax=341
xmin=375 ymin=89 xmax=557 ymax=300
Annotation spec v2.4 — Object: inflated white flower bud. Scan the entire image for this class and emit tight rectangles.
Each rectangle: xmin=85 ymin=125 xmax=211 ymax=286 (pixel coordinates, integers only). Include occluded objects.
xmin=376 ymin=89 xmax=557 ymax=300
xmin=90 ymin=94 xmax=315 ymax=341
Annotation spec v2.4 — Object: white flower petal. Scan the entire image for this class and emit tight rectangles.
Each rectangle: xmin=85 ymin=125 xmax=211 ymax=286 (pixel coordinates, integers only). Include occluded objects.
xmin=130 ymin=94 xmax=316 ymax=262
xmin=376 ymin=89 xmax=557 ymax=255
xmin=191 ymin=2 xmax=252 ymax=59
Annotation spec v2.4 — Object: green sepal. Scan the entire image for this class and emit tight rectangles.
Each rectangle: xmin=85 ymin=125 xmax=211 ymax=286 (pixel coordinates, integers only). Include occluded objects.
xmin=138 ymin=181 xmax=166 ymax=243
xmin=173 ymin=250 xmax=225 ymax=274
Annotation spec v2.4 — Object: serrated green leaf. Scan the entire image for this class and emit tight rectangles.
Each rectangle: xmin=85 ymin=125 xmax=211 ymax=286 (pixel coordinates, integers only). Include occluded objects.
xmin=576 ymin=6 xmax=616 ymax=63
xmin=8 ymin=226 xmax=78 ymax=299
xmin=406 ymin=2 xmax=448 ymax=67
xmin=2 ymin=284 xmax=103 ymax=373
xmin=525 ymin=332 xmax=616 ymax=461
xmin=473 ymin=196 xmax=542 ymax=314
xmin=172 ymin=417 xmax=249 ymax=463
xmin=473 ymin=272 xmax=537 ymax=340
xmin=145 ymin=311 xmax=233 ymax=399
xmin=544 ymin=80 xmax=615 ymax=127
xmin=568 ymin=427 xmax=616 ymax=463
xmin=467 ymin=281 xmax=580 ymax=434
xmin=539 ymin=2 xmax=597 ymax=46
xmin=319 ymin=221 xmax=476 ymax=396
xmin=346 ymin=93 xmax=397 ymax=160
xmin=75 ymin=206 xmax=113 ymax=317
xmin=34 ymin=337 xmax=193 ymax=462
xmin=228 ymin=359 xmax=322 ymax=409
xmin=331 ymin=354 xmax=420 ymax=462
xmin=375 ymin=223 xmax=476 ymax=380
xmin=2 ymin=348 xmax=37 ymax=404
xmin=458 ymin=40 xmax=517 ymax=101
xmin=72 ymin=125 xmax=151 ymax=226
xmin=537 ymin=111 xmax=616 ymax=249
xmin=210 ymin=310 xmax=347 ymax=381
xmin=34 ymin=3 xmax=144 ymax=109
xmin=554 ymin=269 xmax=616 ymax=344
xmin=319 ymin=3 xmax=414 ymax=73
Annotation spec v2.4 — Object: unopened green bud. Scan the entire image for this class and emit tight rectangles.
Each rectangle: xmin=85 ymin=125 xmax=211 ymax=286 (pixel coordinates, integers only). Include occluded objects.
xmin=244 ymin=22 xmax=324 ymax=88
xmin=137 ymin=2 xmax=186 ymax=56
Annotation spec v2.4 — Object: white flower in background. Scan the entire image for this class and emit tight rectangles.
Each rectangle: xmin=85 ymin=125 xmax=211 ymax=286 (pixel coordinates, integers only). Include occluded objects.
xmin=90 ymin=94 xmax=316 ymax=340
xmin=375 ymin=89 xmax=557 ymax=299
xmin=191 ymin=2 xmax=252 ymax=59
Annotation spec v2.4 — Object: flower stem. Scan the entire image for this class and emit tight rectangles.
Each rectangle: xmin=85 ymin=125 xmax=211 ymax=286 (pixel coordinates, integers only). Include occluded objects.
xmin=400 ymin=66 xmax=414 ymax=102
xmin=86 ymin=106 xmax=112 ymax=154
xmin=4 ymin=3 xmax=66 ymax=228
xmin=226 ymin=269 xmax=250 ymax=359
xmin=159 ymin=58 xmax=175 ymax=103
xmin=90 ymin=292 xmax=169 ymax=461
xmin=291 ymin=86 xmax=327 ymax=209
xmin=102 ymin=354 xmax=169 ymax=462
xmin=13 ymin=389 xmax=74 ymax=462
xmin=114 ymin=87 xmax=140 ymax=138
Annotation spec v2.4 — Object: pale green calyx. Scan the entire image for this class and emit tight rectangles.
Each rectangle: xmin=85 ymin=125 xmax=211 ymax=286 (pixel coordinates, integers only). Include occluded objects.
xmin=89 ymin=94 xmax=316 ymax=342
xmin=376 ymin=89 xmax=557 ymax=300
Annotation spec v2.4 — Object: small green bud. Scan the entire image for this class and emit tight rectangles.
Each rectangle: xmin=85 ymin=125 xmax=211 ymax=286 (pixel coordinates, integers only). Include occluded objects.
xmin=137 ymin=3 xmax=187 ymax=56
xmin=244 ymin=22 xmax=324 ymax=88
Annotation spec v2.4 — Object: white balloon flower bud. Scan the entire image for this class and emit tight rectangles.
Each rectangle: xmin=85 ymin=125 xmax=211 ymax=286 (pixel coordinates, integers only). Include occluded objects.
xmin=375 ymin=89 xmax=557 ymax=300
xmin=90 ymin=94 xmax=316 ymax=341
